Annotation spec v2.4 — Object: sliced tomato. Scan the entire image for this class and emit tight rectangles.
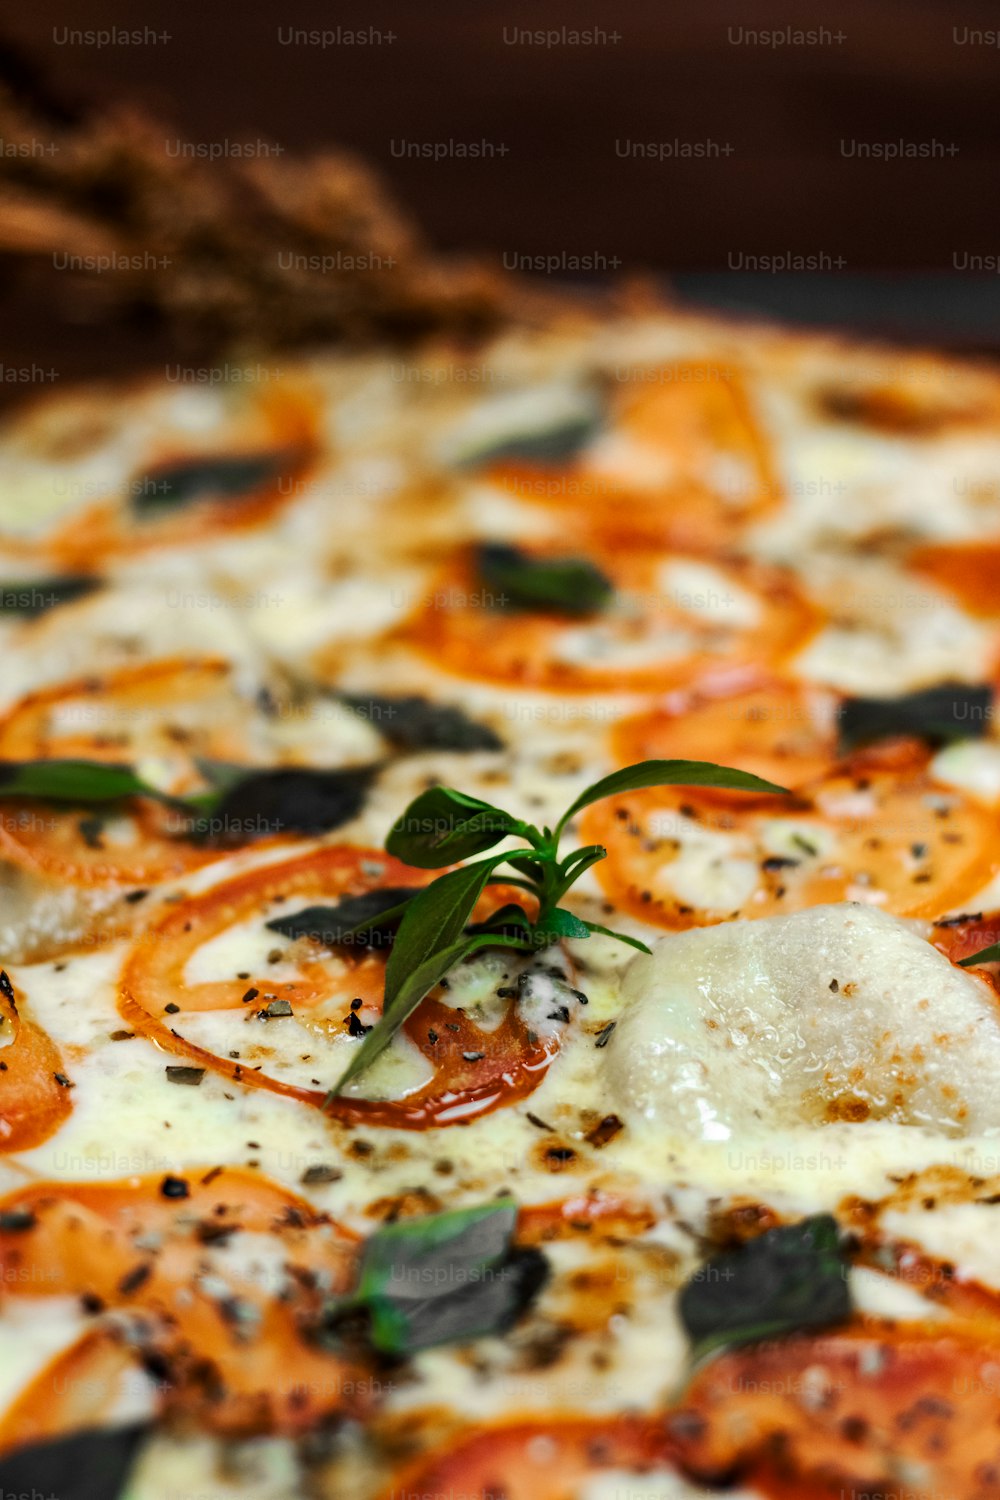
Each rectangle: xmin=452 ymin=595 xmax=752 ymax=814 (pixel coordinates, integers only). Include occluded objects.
xmin=0 ymin=657 xmax=274 ymax=888
xmin=385 ymin=1416 xmax=676 ymax=1500
xmin=10 ymin=382 xmax=320 ymax=569
xmin=671 ymin=1323 xmax=1000 ymax=1500
xmin=0 ymin=1330 xmax=139 ymax=1458
xmin=402 ymin=546 xmax=818 ymax=694
xmin=0 ymin=1168 xmax=366 ymax=1440
xmin=613 ymin=678 xmax=841 ymax=793
xmin=0 ymin=657 xmax=254 ymax=773
xmin=0 ymin=974 xmax=73 ymax=1151
xmin=120 ymin=845 xmax=568 ymax=1129
xmin=583 ymin=738 xmax=1000 ymax=927
xmin=909 ymin=538 xmax=1000 ymax=618
xmin=487 ymin=363 xmax=779 ymax=552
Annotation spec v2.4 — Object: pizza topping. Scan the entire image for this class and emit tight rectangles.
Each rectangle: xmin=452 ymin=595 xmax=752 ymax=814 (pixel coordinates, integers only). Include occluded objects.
xmin=838 ymin=682 xmax=993 ymax=752
xmin=441 ymin=381 xmax=601 ymax=468
xmin=607 ymin=903 xmax=1000 ymax=1140
xmin=0 ymin=970 xmax=73 ymax=1151
xmin=118 ymin=845 xmax=576 ymax=1128
xmin=584 ymin=738 xmax=999 ymax=926
xmin=322 ymin=1201 xmax=548 ymax=1357
xmin=0 ymin=1424 xmax=149 ymax=1500
xmin=405 ymin=547 xmax=818 ymax=692
xmin=0 ymin=1169 xmax=366 ymax=1442
xmin=265 ymin=887 xmax=420 ymax=949
xmin=332 ymin=759 xmax=782 ymax=1094
xmin=678 ymin=1215 xmax=852 ymax=1365
xmin=338 ymin=692 xmax=504 ymax=752
xmin=671 ymin=1326 xmax=1000 ymax=1498
xmin=0 ymin=575 xmax=101 ymax=617
xmin=129 ymin=449 xmax=298 ymax=519
xmin=188 ymin=763 xmax=377 ymax=845
xmin=475 ymin=541 xmax=614 ymax=616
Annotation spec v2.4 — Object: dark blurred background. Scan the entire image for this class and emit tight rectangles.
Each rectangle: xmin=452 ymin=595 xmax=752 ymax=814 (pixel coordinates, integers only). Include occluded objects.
xmin=3 ymin=0 xmax=1000 ymax=384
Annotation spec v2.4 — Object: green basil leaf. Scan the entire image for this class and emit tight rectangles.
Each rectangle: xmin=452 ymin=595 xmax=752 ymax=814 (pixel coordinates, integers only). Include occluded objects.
xmin=0 ymin=759 xmax=157 ymax=804
xmin=339 ymin=693 xmax=503 ymax=753
xmin=475 ymin=542 xmax=613 ymax=616
xmin=678 ymin=1214 xmax=851 ymax=1366
xmin=386 ymin=786 xmax=524 ymax=868
xmin=556 ymin=758 xmax=788 ymax=835
xmin=0 ymin=575 xmax=100 ymax=617
xmin=383 ymin=854 xmax=516 ymax=1011
xmin=456 ymin=408 xmax=600 ymax=469
xmin=466 ymin=902 xmax=533 ymax=939
xmin=839 ymin=683 xmax=993 ymax=753
xmin=957 ymin=941 xmax=1000 ymax=967
xmin=582 ymin=921 xmax=652 ymax=955
xmin=328 ymin=1201 xmax=549 ymax=1357
xmin=265 ymin=887 xmax=420 ymax=951
xmin=131 ymin=449 xmax=296 ymax=518
xmin=534 ymin=906 xmax=591 ymax=942
xmin=329 ymin=928 xmax=525 ymax=1095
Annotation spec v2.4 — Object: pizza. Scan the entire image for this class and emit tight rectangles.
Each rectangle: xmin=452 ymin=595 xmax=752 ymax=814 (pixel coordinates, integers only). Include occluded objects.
xmin=2 ymin=306 xmax=1000 ymax=1500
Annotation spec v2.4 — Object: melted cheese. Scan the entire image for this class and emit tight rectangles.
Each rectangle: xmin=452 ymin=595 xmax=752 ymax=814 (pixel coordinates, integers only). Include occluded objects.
xmin=608 ymin=904 xmax=1000 ymax=1140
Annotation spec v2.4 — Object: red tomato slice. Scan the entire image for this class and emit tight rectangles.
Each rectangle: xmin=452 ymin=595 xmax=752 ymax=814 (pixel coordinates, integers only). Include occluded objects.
xmin=583 ymin=739 xmax=1000 ymax=927
xmin=0 ymin=974 xmax=73 ymax=1151
xmin=385 ymin=1416 xmax=677 ymax=1500
xmin=0 ymin=1168 xmax=366 ymax=1440
xmin=0 ymin=657 xmax=253 ymax=773
xmin=401 ymin=547 xmax=818 ymax=694
xmin=0 ymin=657 xmax=278 ymax=888
xmin=613 ymin=678 xmax=841 ymax=793
xmin=487 ymin=362 xmax=780 ymax=552
xmin=671 ymin=1323 xmax=1000 ymax=1500
xmin=909 ymin=538 xmax=1000 ymax=619
xmin=7 ymin=382 xmax=320 ymax=569
xmin=119 ymin=845 xmax=568 ymax=1129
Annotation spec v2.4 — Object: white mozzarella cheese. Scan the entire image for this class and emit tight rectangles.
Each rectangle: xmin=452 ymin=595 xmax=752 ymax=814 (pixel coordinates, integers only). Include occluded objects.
xmin=607 ymin=903 xmax=1000 ymax=1141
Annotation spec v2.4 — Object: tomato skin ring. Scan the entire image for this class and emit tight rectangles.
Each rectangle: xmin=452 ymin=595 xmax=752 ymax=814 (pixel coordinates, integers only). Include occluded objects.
xmin=380 ymin=1414 xmax=678 ymax=1500
xmin=398 ymin=546 xmax=821 ymax=696
xmin=583 ymin=737 xmax=1000 ymax=931
xmin=120 ymin=845 xmax=568 ymax=1131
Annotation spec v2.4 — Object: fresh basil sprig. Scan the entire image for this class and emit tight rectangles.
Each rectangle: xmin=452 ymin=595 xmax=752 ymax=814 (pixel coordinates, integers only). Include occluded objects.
xmin=326 ymin=758 xmax=786 ymax=1097
xmin=321 ymin=1200 xmax=547 ymax=1357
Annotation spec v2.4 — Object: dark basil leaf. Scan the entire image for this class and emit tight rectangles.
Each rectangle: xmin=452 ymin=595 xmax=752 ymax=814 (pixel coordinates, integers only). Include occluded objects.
xmin=191 ymin=765 xmax=377 ymax=846
xmin=0 ymin=1422 xmax=149 ymax=1500
xmin=476 ymin=542 xmax=613 ymax=616
xmin=957 ymin=940 xmax=1000 ymax=967
xmin=131 ymin=449 xmax=296 ymax=518
xmin=386 ymin=786 xmax=524 ymax=868
xmin=340 ymin=693 xmax=503 ymax=753
xmin=349 ymin=1201 xmax=548 ymax=1356
xmin=265 ymin=887 xmax=420 ymax=950
xmin=839 ymin=683 xmax=992 ymax=752
xmin=0 ymin=575 xmax=100 ymax=617
xmin=678 ymin=1214 xmax=851 ymax=1364
xmin=457 ymin=411 xmax=600 ymax=468
xmin=0 ymin=759 xmax=155 ymax=804
xmin=556 ymin=759 xmax=788 ymax=833
xmin=582 ymin=920 xmax=651 ymax=955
